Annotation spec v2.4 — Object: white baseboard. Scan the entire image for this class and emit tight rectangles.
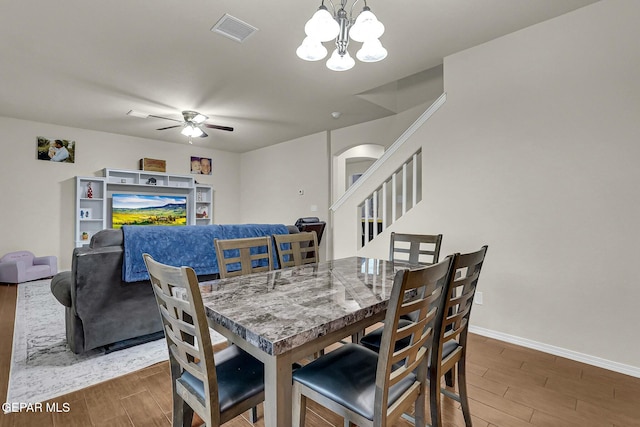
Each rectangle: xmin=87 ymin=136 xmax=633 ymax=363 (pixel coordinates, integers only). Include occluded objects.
xmin=469 ymin=326 xmax=640 ymax=379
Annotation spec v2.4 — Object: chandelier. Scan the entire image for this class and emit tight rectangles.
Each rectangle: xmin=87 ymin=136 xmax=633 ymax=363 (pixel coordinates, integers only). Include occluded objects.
xmin=296 ymin=0 xmax=387 ymax=71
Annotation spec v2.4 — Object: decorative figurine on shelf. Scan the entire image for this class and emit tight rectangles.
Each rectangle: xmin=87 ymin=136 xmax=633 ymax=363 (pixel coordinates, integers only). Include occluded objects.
xmin=203 ymin=209 xmax=207 ymax=219
xmin=197 ymin=190 xmax=202 ymax=202
xmin=82 ymin=232 xmax=89 ymax=240
xmin=86 ymin=182 xmax=93 ymax=199
xmin=146 ymin=177 xmax=157 ymax=185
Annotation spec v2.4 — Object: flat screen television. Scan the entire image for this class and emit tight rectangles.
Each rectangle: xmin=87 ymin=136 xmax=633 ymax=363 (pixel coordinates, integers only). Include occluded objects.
xmin=111 ymin=194 xmax=187 ymax=229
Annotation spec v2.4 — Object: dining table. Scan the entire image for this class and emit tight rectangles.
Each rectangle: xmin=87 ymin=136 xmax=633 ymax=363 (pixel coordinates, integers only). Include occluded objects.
xmin=197 ymin=256 xmax=408 ymax=427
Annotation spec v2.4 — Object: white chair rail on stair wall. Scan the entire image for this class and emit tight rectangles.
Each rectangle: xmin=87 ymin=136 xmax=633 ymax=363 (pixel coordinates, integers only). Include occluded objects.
xmin=330 ymin=93 xmax=446 ymax=257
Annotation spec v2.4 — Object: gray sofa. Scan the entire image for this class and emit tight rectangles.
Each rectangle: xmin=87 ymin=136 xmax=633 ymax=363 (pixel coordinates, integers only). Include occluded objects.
xmin=51 ymin=226 xmax=297 ymax=354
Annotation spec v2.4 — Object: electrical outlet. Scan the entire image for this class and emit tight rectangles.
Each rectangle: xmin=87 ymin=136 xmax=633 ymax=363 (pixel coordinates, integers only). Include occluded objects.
xmin=474 ymin=291 xmax=483 ymax=305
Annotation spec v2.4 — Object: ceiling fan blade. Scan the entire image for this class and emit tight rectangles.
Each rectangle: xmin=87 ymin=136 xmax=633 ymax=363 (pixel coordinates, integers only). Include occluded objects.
xmin=156 ymin=125 xmax=182 ymax=130
xmin=203 ymin=123 xmax=234 ymax=132
xmin=199 ymin=130 xmax=208 ymax=138
xmin=148 ymin=114 xmax=183 ymax=123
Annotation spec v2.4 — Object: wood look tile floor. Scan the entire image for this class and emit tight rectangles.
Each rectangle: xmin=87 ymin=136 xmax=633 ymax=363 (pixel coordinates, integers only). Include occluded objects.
xmin=1 ymin=283 xmax=639 ymax=426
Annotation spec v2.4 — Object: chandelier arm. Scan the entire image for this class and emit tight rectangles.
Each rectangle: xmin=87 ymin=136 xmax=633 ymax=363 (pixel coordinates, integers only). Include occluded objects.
xmin=323 ymin=0 xmax=337 ymax=15
xmin=349 ymin=0 xmax=363 ymax=19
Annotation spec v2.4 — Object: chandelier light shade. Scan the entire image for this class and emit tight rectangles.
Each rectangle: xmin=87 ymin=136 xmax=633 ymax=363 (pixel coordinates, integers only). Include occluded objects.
xmin=356 ymin=38 xmax=387 ymax=62
xmin=326 ymin=49 xmax=356 ymax=71
xmin=296 ymin=36 xmax=328 ymax=61
xmin=297 ymin=1 xmax=387 ymax=71
xmin=305 ymin=6 xmax=340 ymax=42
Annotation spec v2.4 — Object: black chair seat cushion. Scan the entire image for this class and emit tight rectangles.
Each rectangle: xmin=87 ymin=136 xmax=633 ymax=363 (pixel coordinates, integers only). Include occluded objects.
xmin=178 ymin=345 xmax=264 ymax=413
xmin=440 ymin=339 xmax=461 ymax=360
xmin=359 ymin=318 xmax=413 ymax=352
xmin=360 ymin=324 xmax=460 ymax=367
xmin=292 ymin=343 xmax=417 ymax=421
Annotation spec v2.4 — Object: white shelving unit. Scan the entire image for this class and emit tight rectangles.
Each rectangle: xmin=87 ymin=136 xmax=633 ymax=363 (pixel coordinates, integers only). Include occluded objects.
xmin=103 ymin=168 xmax=193 ymax=188
xmin=74 ymin=169 xmax=214 ymax=246
xmin=76 ymin=177 xmax=107 ymax=247
xmin=194 ymin=184 xmax=213 ymax=225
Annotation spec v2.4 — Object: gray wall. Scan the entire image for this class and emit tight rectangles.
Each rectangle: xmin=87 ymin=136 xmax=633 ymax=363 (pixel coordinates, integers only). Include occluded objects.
xmin=0 ymin=117 xmax=241 ymax=269
xmin=345 ymin=0 xmax=640 ymax=369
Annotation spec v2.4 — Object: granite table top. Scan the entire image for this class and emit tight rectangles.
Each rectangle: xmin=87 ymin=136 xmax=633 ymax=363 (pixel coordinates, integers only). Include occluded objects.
xmin=199 ymin=256 xmax=408 ymax=356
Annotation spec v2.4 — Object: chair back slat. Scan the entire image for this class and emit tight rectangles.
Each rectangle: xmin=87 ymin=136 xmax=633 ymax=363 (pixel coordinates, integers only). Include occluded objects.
xmin=215 ymin=236 xmax=274 ymax=278
xmin=375 ymin=257 xmax=454 ymax=421
xmin=273 ymin=231 xmax=319 ymax=268
xmin=389 ymin=232 xmax=443 ymax=266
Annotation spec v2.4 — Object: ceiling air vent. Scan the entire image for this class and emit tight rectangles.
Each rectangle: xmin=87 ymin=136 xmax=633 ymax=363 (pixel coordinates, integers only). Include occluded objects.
xmin=211 ymin=14 xmax=258 ymax=43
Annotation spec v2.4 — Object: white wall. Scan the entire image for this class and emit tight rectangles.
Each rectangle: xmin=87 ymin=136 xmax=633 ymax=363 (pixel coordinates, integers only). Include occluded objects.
xmin=334 ymin=144 xmax=385 ymax=201
xmin=336 ymin=0 xmax=640 ymax=369
xmin=330 ymin=101 xmax=432 ymax=157
xmin=0 ymin=116 xmax=241 ymax=269
xmin=239 ymin=132 xmax=330 ymax=258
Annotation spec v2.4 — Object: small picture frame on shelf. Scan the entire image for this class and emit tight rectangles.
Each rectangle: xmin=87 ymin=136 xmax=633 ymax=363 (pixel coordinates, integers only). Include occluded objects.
xmin=196 ymin=206 xmax=208 ymax=219
xmin=79 ymin=208 xmax=93 ymax=219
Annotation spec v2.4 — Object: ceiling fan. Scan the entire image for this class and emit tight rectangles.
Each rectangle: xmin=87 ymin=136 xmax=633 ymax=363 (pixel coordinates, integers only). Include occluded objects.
xmin=128 ymin=110 xmax=234 ymax=138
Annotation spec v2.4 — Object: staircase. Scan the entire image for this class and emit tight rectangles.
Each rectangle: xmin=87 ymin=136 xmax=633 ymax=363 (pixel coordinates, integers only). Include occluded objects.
xmin=358 ymin=149 xmax=422 ymax=248
xmin=330 ymin=93 xmax=446 ymax=254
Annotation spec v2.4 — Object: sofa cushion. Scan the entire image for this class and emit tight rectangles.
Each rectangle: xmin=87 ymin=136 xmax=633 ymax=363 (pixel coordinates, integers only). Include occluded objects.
xmin=90 ymin=229 xmax=124 ymax=248
xmin=51 ymin=271 xmax=73 ymax=307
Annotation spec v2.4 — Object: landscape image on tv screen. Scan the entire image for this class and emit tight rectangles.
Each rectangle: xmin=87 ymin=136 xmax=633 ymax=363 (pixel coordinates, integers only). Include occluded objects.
xmin=112 ymin=194 xmax=187 ymax=228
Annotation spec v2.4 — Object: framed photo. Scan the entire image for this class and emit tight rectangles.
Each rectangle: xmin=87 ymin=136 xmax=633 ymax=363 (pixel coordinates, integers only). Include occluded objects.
xmin=190 ymin=156 xmax=212 ymax=175
xmin=79 ymin=208 xmax=93 ymax=220
xmin=37 ymin=136 xmax=75 ymax=163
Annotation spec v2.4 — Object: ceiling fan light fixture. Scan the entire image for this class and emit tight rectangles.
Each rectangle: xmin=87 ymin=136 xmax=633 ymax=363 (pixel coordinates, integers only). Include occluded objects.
xmin=144 ymin=109 xmax=233 ymax=138
xmin=192 ymin=113 xmax=208 ymax=124
xmin=181 ymin=123 xmax=204 ymax=138
xmin=182 ymin=110 xmax=208 ymax=124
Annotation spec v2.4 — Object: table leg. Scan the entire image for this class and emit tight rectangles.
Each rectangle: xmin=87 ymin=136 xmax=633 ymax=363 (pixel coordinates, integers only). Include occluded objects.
xmin=263 ymin=353 xmax=293 ymax=427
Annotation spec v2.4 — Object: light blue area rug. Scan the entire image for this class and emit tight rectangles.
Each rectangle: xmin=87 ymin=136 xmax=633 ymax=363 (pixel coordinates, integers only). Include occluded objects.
xmin=6 ymin=280 xmax=172 ymax=404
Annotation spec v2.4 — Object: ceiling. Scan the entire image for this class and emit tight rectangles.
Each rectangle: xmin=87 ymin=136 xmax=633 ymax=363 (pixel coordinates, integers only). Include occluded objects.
xmin=0 ymin=0 xmax=598 ymax=153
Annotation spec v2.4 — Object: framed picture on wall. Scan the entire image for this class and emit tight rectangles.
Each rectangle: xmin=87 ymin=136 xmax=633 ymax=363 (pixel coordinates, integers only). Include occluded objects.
xmin=36 ymin=136 xmax=75 ymax=163
xmin=190 ymin=156 xmax=212 ymax=175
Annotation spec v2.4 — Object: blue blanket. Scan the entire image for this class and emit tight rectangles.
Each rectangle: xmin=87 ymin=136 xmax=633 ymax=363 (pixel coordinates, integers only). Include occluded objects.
xmin=122 ymin=224 xmax=290 ymax=282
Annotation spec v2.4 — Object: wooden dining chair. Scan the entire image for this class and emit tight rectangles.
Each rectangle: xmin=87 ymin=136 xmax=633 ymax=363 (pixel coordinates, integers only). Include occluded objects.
xmin=273 ymin=231 xmax=319 ymax=268
xmin=390 ymin=232 xmax=443 ymax=266
xmin=291 ymin=257 xmax=454 ymax=427
xmin=142 ymin=254 xmax=265 ymax=427
xmin=359 ymin=232 xmax=444 ymax=351
xmin=430 ymin=245 xmax=488 ymax=427
xmin=214 ymin=236 xmax=274 ymax=278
